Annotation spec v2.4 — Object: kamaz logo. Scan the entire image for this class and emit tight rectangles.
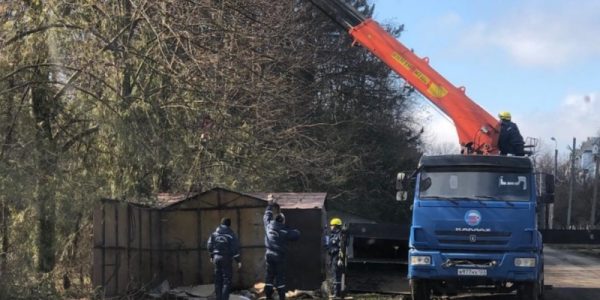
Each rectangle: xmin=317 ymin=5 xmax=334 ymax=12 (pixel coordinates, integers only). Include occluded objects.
xmin=455 ymin=227 xmax=491 ymax=232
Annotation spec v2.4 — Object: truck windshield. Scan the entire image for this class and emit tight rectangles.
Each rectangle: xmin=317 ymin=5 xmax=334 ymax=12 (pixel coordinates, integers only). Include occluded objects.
xmin=419 ymin=170 xmax=530 ymax=201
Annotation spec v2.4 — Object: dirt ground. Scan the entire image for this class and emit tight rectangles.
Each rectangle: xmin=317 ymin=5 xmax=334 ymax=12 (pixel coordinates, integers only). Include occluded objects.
xmin=546 ymin=243 xmax=600 ymax=259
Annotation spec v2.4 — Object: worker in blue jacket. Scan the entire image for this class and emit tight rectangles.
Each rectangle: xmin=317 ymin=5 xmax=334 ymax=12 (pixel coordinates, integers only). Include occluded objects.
xmin=263 ymin=194 xmax=301 ymax=300
xmin=498 ymin=111 xmax=525 ymax=156
xmin=326 ymin=217 xmax=345 ymax=298
xmin=207 ymin=218 xmax=242 ymax=300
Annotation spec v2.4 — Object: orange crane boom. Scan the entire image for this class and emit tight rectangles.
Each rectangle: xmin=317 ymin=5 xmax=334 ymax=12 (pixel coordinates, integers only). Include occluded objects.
xmin=309 ymin=1 xmax=500 ymax=154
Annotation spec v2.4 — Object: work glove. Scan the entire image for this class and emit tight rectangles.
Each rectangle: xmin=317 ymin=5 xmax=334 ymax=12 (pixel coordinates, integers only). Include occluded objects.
xmin=336 ymin=259 xmax=343 ymax=267
xmin=237 ymin=262 xmax=242 ymax=269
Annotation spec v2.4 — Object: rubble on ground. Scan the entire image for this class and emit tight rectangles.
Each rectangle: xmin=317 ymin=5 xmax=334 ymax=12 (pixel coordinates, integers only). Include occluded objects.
xmin=146 ymin=280 xmax=319 ymax=299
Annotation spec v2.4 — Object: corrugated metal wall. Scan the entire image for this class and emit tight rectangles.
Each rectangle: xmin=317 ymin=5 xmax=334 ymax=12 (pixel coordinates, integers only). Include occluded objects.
xmin=92 ymin=200 xmax=161 ymax=297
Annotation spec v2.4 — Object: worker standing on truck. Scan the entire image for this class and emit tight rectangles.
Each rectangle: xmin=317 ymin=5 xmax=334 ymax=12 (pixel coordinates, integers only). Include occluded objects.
xmin=326 ymin=217 xmax=345 ymax=299
xmin=498 ymin=111 xmax=525 ymax=156
xmin=264 ymin=194 xmax=301 ymax=300
xmin=207 ymin=217 xmax=242 ymax=300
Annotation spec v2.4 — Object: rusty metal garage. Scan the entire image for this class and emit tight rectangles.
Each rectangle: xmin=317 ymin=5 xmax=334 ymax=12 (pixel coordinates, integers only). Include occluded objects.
xmin=92 ymin=188 xmax=327 ymax=297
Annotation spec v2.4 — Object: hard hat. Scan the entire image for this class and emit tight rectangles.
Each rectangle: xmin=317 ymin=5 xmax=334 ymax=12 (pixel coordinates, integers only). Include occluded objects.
xmin=498 ymin=111 xmax=511 ymax=121
xmin=330 ymin=218 xmax=342 ymax=226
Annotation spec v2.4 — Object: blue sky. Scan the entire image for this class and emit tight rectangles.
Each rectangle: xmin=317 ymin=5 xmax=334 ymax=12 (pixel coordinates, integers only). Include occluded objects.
xmin=370 ymin=0 xmax=600 ymax=154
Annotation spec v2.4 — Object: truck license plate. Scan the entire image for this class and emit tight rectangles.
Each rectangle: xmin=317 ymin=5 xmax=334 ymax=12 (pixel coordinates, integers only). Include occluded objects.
xmin=457 ymin=268 xmax=487 ymax=276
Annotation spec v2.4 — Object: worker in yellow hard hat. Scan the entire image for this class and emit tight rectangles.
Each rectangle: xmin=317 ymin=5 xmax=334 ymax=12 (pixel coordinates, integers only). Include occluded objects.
xmin=330 ymin=217 xmax=342 ymax=227
xmin=326 ymin=217 xmax=345 ymax=298
xmin=497 ymin=111 xmax=525 ymax=156
xmin=498 ymin=111 xmax=511 ymax=121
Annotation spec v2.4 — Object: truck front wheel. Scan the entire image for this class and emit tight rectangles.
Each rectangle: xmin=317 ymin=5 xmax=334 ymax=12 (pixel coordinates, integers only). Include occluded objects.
xmin=410 ymin=279 xmax=431 ymax=300
xmin=517 ymin=282 xmax=539 ymax=300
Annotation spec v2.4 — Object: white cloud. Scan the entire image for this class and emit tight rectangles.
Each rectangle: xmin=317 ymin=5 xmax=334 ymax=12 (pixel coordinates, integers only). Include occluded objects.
xmin=516 ymin=92 xmax=600 ymax=150
xmin=437 ymin=12 xmax=462 ymax=29
xmin=460 ymin=2 xmax=600 ymax=67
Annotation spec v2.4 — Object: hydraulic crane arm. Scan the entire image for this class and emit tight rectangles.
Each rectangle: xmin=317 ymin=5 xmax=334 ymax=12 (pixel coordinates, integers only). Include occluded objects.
xmin=309 ymin=0 xmax=500 ymax=154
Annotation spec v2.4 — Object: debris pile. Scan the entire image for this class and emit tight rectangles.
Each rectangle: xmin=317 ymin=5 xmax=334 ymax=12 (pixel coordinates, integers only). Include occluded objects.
xmin=146 ymin=281 xmax=319 ymax=299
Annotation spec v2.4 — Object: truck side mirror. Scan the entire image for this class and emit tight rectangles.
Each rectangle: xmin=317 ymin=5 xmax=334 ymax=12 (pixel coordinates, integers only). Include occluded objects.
xmin=396 ymin=172 xmax=406 ymax=190
xmin=396 ymin=191 xmax=408 ymax=201
xmin=396 ymin=172 xmax=408 ymax=201
xmin=396 ymin=171 xmax=416 ymax=202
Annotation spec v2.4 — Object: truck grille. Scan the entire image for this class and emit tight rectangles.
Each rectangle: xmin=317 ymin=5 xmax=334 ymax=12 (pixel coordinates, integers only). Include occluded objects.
xmin=435 ymin=230 xmax=511 ymax=237
xmin=435 ymin=230 xmax=511 ymax=246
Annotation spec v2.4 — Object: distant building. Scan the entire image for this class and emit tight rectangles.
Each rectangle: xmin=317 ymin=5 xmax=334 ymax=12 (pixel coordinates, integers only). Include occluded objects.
xmin=579 ymin=137 xmax=600 ymax=178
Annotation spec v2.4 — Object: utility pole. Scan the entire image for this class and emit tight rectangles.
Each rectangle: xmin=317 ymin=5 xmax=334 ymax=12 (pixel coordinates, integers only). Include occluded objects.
xmin=591 ymin=144 xmax=599 ymax=228
xmin=550 ymin=137 xmax=558 ymax=229
xmin=567 ymin=137 xmax=576 ymax=228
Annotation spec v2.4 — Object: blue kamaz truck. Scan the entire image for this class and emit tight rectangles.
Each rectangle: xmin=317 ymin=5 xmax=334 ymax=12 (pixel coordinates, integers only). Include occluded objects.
xmin=398 ymin=155 xmax=554 ymax=300
xmin=304 ymin=1 xmax=555 ymax=299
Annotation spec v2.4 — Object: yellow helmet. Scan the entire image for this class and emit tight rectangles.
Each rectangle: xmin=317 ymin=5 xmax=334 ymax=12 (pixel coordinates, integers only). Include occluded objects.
xmin=498 ymin=111 xmax=511 ymax=121
xmin=330 ymin=217 xmax=342 ymax=226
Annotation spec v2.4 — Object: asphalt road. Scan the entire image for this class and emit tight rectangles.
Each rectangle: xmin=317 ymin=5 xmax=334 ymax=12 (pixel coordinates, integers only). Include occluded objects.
xmin=542 ymin=245 xmax=600 ymax=300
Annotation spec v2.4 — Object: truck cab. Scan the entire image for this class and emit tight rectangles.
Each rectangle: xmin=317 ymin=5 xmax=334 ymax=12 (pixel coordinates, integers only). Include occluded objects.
xmin=399 ymin=155 xmax=553 ymax=300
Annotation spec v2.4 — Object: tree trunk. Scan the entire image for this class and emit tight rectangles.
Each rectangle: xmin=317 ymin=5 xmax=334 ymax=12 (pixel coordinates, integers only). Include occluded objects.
xmin=1 ymin=199 xmax=8 ymax=275
xmin=31 ymin=68 xmax=58 ymax=273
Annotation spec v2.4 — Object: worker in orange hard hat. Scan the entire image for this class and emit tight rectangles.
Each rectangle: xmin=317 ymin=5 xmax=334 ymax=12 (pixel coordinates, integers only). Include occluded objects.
xmin=326 ymin=217 xmax=345 ymax=298
xmin=497 ymin=111 xmax=525 ymax=156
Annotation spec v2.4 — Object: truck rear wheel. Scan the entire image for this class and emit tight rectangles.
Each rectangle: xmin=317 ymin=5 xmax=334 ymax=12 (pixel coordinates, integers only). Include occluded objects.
xmin=410 ymin=279 xmax=431 ymax=300
xmin=517 ymin=282 xmax=539 ymax=300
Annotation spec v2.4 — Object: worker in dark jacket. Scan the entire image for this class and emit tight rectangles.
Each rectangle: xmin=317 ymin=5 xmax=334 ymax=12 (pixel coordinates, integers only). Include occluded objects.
xmin=207 ymin=218 xmax=242 ymax=300
xmin=497 ymin=111 xmax=525 ymax=156
xmin=326 ymin=217 xmax=345 ymax=298
xmin=264 ymin=194 xmax=301 ymax=300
